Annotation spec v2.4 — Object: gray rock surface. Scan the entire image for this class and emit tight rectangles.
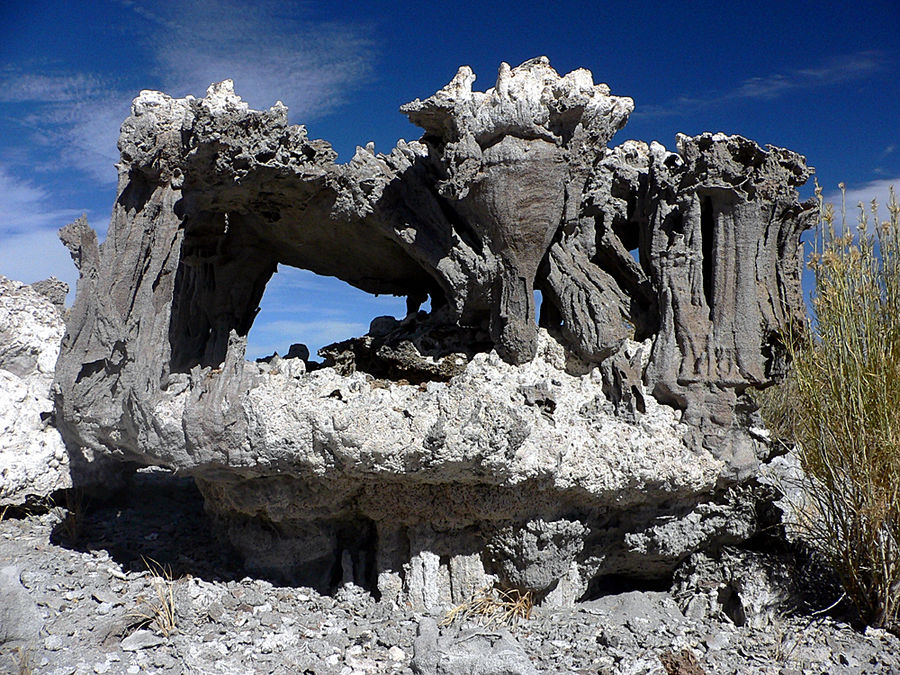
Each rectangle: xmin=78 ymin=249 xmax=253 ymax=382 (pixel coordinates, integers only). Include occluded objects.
xmin=0 ymin=565 xmax=43 ymax=644
xmin=53 ymin=58 xmax=815 ymax=607
xmin=120 ymin=629 xmax=166 ymax=651
xmin=28 ymin=276 xmax=69 ymax=310
xmin=412 ymin=617 xmax=538 ymax=675
xmin=673 ymin=548 xmax=796 ymax=629
xmin=0 ymin=275 xmax=70 ymax=505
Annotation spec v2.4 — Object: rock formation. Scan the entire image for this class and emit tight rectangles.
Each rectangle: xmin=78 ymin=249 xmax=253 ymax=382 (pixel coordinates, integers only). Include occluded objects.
xmin=0 ymin=275 xmax=70 ymax=506
xmin=53 ymin=58 xmax=815 ymax=608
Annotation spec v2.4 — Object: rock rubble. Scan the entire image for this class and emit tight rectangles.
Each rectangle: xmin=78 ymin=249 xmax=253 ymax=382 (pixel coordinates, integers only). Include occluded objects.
xmin=1 ymin=475 xmax=898 ymax=674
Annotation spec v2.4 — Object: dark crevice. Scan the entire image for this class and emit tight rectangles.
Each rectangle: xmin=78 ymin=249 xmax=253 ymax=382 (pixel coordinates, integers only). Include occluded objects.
xmin=75 ymin=359 xmax=106 ymax=384
xmin=431 ymin=187 xmax=483 ymax=254
xmin=330 ymin=519 xmax=379 ymax=596
xmin=168 ymin=211 xmax=277 ymax=372
xmin=580 ymin=572 xmax=673 ymax=601
xmin=536 ymin=284 xmax=563 ymax=330
xmin=762 ymin=330 xmax=791 ymax=380
xmin=700 ymin=196 xmax=716 ymax=319
xmin=114 ymin=169 xmax=155 ymax=214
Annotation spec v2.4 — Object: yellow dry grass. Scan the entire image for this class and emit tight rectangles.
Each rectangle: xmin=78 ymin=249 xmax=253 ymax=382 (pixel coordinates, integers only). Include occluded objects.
xmin=439 ymin=587 xmax=533 ymax=628
xmin=760 ymin=182 xmax=900 ymax=630
xmin=131 ymin=557 xmax=178 ymax=637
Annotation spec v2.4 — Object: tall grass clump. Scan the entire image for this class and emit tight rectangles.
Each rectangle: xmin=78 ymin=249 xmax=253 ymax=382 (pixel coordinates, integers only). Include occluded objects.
xmin=762 ymin=182 xmax=900 ymax=630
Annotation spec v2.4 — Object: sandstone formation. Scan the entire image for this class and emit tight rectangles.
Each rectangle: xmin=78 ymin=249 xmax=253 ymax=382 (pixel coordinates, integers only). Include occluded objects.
xmin=0 ymin=275 xmax=70 ymax=506
xmin=53 ymin=58 xmax=815 ymax=608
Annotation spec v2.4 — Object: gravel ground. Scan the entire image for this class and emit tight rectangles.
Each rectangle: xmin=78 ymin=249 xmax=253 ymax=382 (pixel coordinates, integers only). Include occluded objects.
xmin=1 ymin=472 xmax=898 ymax=674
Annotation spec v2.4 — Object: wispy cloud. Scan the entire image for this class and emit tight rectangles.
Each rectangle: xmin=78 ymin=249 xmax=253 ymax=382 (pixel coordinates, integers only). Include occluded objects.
xmin=0 ymin=69 xmax=128 ymax=183
xmin=0 ymin=166 xmax=81 ymax=289
xmin=0 ymin=228 xmax=79 ymax=293
xmin=823 ymin=177 xmax=900 ymax=223
xmin=0 ymin=71 xmax=106 ymax=104
xmin=246 ymin=265 xmax=405 ymax=359
xmin=639 ymin=51 xmax=888 ymax=118
xmin=139 ymin=0 xmax=374 ymax=118
xmin=20 ymin=94 xmax=129 ymax=184
xmin=248 ymin=319 xmax=369 ymax=361
xmin=0 ymin=0 xmax=376 ymax=186
xmin=0 ymin=166 xmax=81 ymax=234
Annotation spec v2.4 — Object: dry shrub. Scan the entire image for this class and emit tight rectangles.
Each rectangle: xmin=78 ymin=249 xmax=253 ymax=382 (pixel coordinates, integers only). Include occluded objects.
xmin=10 ymin=647 xmax=33 ymax=675
xmin=131 ymin=557 xmax=177 ymax=637
xmin=439 ymin=587 xmax=533 ymax=628
xmin=761 ymin=183 xmax=900 ymax=630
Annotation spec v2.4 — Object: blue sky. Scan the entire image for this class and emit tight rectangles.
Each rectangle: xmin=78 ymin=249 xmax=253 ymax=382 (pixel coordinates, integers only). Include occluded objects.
xmin=1 ymin=0 xmax=898 ymax=359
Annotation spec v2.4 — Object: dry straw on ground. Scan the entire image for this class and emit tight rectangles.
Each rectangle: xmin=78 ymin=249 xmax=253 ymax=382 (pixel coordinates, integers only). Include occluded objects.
xmin=440 ymin=587 xmax=534 ymax=628
xmin=761 ymin=182 xmax=900 ymax=631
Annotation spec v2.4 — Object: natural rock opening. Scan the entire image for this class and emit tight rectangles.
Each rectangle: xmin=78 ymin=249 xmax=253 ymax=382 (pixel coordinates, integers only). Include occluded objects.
xmin=245 ymin=265 xmax=411 ymax=367
xmin=53 ymin=58 xmax=816 ymax=609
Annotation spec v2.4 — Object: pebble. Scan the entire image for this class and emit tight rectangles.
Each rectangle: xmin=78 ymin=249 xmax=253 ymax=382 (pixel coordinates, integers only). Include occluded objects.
xmin=44 ymin=634 xmax=64 ymax=650
xmin=705 ymin=631 xmax=730 ymax=650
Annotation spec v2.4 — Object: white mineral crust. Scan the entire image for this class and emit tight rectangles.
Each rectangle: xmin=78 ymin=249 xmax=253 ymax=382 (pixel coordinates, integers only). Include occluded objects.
xmin=0 ymin=276 xmax=70 ymax=504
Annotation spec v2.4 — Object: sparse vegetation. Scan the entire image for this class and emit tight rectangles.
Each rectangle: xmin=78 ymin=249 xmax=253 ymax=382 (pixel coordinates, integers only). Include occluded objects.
xmin=54 ymin=488 xmax=87 ymax=543
xmin=10 ymin=646 xmax=33 ymax=675
xmin=439 ymin=586 xmax=533 ymax=628
xmin=760 ymin=182 xmax=900 ymax=631
xmin=131 ymin=557 xmax=178 ymax=637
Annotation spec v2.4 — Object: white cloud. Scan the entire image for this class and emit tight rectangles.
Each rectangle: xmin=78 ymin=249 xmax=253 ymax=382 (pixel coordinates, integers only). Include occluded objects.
xmin=820 ymin=177 xmax=900 ymax=236
xmin=0 ymin=166 xmax=82 ymax=296
xmin=639 ymin=51 xmax=888 ymax=118
xmin=0 ymin=166 xmax=82 ymax=234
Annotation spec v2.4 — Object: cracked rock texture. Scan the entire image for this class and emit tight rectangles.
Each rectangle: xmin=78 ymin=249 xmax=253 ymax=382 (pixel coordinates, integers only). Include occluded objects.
xmin=0 ymin=275 xmax=70 ymax=505
xmin=53 ymin=58 xmax=815 ymax=608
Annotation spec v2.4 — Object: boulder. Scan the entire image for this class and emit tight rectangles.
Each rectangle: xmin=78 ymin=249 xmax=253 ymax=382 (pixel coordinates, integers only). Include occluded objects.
xmin=53 ymin=58 xmax=815 ymax=607
xmin=412 ymin=617 xmax=538 ymax=675
xmin=0 ymin=275 xmax=70 ymax=505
